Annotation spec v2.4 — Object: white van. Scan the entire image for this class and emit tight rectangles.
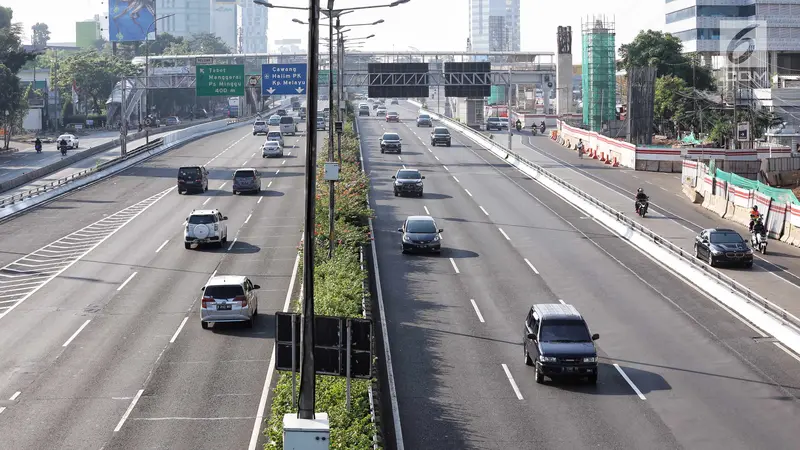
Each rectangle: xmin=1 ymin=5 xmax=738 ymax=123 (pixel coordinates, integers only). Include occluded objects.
xmin=279 ymin=116 xmax=297 ymax=136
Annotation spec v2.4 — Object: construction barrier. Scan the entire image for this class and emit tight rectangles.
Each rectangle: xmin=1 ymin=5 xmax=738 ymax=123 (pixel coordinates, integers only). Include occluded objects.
xmin=766 ymin=199 xmax=787 ymax=239
xmin=781 ymin=204 xmax=800 ymax=246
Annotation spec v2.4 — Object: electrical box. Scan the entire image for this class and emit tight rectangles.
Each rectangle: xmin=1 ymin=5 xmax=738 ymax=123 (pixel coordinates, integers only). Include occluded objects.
xmin=335 ymin=121 xmax=343 ymax=133
xmin=324 ymin=162 xmax=339 ymax=181
xmin=283 ymin=413 xmax=330 ymax=450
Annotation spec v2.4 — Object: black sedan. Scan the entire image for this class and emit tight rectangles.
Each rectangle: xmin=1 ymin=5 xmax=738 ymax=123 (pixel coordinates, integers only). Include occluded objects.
xmin=694 ymin=228 xmax=753 ymax=268
xmin=398 ymin=216 xmax=442 ymax=254
xmin=393 ymin=169 xmax=425 ymax=197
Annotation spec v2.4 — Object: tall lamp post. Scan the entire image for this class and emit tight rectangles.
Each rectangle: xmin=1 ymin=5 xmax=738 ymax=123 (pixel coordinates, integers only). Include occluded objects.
xmin=254 ymin=0 xmax=410 ymax=423
xmin=144 ymin=14 xmax=176 ymax=143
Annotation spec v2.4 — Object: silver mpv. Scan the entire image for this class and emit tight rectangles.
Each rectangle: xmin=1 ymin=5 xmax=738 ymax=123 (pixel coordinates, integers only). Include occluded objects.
xmin=200 ymin=276 xmax=260 ymax=329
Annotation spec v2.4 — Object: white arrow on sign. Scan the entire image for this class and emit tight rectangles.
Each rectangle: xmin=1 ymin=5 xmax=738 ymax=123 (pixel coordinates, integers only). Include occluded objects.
xmin=199 ymin=68 xmax=205 ymax=74
xmin=267 ymin=88 xmax=276 ymax=94
xmin=295 ymin=87 xmax=305 ymax=94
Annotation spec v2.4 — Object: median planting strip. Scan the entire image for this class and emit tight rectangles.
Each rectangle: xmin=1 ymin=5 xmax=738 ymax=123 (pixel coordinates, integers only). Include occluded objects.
xmin=262 ymin=110 xmax=377 ymax=449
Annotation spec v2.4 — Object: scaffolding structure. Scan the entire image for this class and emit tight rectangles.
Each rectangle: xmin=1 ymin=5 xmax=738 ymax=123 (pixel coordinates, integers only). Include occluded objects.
xmin=582 ymin=16 xmax=616 ymax=132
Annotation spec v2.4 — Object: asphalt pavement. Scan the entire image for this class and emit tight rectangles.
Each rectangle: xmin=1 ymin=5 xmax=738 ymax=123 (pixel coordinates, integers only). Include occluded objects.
xmin=0 ymin=119 xmax=311 ymax=448
xmin=364 ymin=102 xmax=800 ymax=450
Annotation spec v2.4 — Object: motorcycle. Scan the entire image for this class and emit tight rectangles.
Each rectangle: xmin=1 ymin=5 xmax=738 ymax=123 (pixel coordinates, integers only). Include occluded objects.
xmin=751 ymin=231 xmax=768 ymax=254
xmin=531 ymin=126 xmax=538 ymax=136
xmin=35 ymin=143 xmax=42 ymax=153
xmin=540 ymin=124 xmax=546 ymax=134
xmin=60 ymin=144 xmax=67 ymax=156
xmin=515 ymin=122 xmax=522 ymax=132
xmin=636 ymin=199 xmax=649 ymax=217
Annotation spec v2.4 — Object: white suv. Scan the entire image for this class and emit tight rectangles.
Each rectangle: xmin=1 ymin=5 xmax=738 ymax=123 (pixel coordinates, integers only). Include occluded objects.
xmin=253 ymin=120 xmax=268 ymax=135
xmin=184 ymin=209 xmax=228 ymax=249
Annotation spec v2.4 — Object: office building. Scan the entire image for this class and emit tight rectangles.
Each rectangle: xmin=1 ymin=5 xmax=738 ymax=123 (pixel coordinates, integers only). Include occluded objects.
xmin=76 ymin=17 xmax=101 ymax=48
xmin=155 ymin=0 xmax=211 ymax=38
xmin=238 ymin=0 xmax=268 ymax=53
xmin=211 ymin=0 xmax=237 ymax=51
xmin=469 ymin=0 xmax=520 ymax=52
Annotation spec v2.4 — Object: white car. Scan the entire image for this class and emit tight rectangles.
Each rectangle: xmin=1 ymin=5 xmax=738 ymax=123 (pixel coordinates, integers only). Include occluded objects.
xmin=200 ymin=275 xmax=260 ymax=329
xmin=376 ymin=107 xmax=387 ymax=116
xmin=184 ymin=209 xmax=228 ymax=249
xmin=262 ymin=140 xmax=283 ymax=158
xmin=57 ymin=134 xmax=79 ymax=149
xmin=253 ymin=120 xmax=268 ymax=135
xmin=266 ymin=130 xmax=284 ymax=147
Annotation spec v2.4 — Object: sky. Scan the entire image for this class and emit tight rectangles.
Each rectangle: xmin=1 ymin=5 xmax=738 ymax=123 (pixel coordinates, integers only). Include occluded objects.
xmin=5 ymin=0 xmax=666 ymax=63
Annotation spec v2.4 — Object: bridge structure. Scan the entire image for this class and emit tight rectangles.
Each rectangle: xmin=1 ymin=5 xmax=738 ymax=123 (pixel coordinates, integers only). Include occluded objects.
xmin=111 ymin=51 xmax=556 ymax=124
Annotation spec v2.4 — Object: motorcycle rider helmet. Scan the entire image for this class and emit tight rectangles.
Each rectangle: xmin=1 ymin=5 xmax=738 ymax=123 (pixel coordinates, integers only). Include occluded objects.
xmin=637 ymin=188 xmax=643 ymax=193
xmin=752 ymin=205 xmax=758 ymax=211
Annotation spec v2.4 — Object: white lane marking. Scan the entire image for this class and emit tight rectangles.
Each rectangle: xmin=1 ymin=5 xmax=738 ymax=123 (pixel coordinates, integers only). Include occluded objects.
xmin=207 ymin=270 xmax=218 ymax=285
xmin=114 ymin=389 xmax=144 ymax=432
xmin=258 ymin=196 xmax=264 ymax=203
xmin=62 ymin=319 xmax=92 ymax=347
xmin=632 ymin=175 xmax=639 ymax=179
xmin=449 ymin=258 xmax=460 ymax=274
xmin=501 ymin=364 xmax=524 ymax=400
xmin=276 ymin=170 xmax=280 ymax=175
xmin=434 ymin=155 xmax=440 ymax=161
xmin=251 ymin=152 xmax=256 ymax=157
xmin=282 ymin=160 xmax=286 ymax=165
xmin=117 ymin=272 xmax=138 ymax=291
xmin=202 ymin=198 xmax=211 ymax=206
xmin=9 ymin=391 xmax=21 ymax=401
xmin=288 ymin=152 xmax=292 ymax=155
xmin=423 ymin=206 xmax=430 ymax=215
xmin=614 ymin=364 xmax=646 ymax=400
xmin=227 ymin=238 xmax=238 ymax=251
xmin=241 ymin=160 xmax=248 ymax=167
xmin=220 ymin=182 xmax=228 ymax=189
xmin=470 ymin=299 xmax=485 ymax=323
xmin=464 ymin=189 xmax=473 ymax=197
xmin=249 ymin=249 xmax=301 ymax=450
xmin=659 ymin=186 xmax=668 ymax=192
xmin=479 ymin=206 xmax=489 ymax=216
xmin=774 ymin=342 xmax=800 ymax=364
xmin=267 ymin=181 xmax=273 ymax=188
xmin=452 ymin=176 xmax=460 ymax=183
xmin=169 ymin=317 xmax=189 ymax=344
xmin=558 ymin=299 xmax=566 ymax=305
xmin=524 ymin=258 xmax=539 ymax=274
xmin=244 ymin=213 xmax=252 ymax=224
xmin=155 ymin=240 xmax=169 ymax=253
xmin=443 ymin=165 xmax=449 ymax=171
xmin=0 ymin=407 xmax=5 ymax=414
xmin=402 ymin=165 xmax=406 ymax=169
xmin=397 ymin=155 xmax=402 ymax=160
xmin=498 ymin=228 xmax=510 ymax=241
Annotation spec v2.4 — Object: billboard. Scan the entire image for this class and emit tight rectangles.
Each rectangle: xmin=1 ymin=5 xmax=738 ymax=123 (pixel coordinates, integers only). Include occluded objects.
xmin=108 ymin=0 xmax=156 ymax=42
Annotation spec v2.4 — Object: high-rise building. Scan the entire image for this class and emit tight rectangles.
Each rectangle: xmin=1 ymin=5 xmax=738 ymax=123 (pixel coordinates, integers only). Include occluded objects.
xmin=155 ymin=0 xmax=211 ymax=38
xmin=76 ymin=17 xmax=101 ymax=48
xmin=238 ymin=0 xmax=268 ymax=53
xmin=468 ymin=0 xmax=520 ymax=52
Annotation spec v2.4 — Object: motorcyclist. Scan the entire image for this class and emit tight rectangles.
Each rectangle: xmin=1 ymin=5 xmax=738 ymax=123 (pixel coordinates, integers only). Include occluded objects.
xmin=635 ymin=187 xmax=649 ymax=212
xmin=748 ymin=205 xmax=761 ymax=231
xmin=515 ymin=119 xmax=522 ymax=131
xmin=59 ymin=138 xmax=68 ymax=155
xmin=752 ymin=216 xmax=766 ymax=237
xmin=540 ymin=120 xmax=546 ymax=133
xmin=34 ymin=138 xmax=42 ymax=152
xmin=576 ymin=138 xmax=584 ymax=158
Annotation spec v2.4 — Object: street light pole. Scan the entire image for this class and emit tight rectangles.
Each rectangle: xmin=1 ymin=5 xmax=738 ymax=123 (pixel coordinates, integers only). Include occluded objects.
xmin=145 ymin=14 xmax=176 ymax=144
xmin=327 ymin=5 xmax=336 ymax=260
xmin=297 ymin=0 xmax=320 ymax=421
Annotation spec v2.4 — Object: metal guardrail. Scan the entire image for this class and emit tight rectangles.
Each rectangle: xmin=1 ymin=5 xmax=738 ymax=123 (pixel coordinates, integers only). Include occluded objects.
xmin=0 ymin=138 xmax=164 ymax=209
xmin=426 ymin=107 xmax=800 ymax=333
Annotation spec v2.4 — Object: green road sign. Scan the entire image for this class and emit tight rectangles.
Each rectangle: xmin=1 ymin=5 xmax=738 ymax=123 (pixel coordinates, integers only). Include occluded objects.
xmin=196 ymin=65 xmax=245 ymax=96
xmin=319 ymin=70 xmax=338 ymax=85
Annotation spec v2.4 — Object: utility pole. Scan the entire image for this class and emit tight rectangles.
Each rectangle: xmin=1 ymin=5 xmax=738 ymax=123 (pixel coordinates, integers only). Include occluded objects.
xmin=507 ymin=69 xmax=512 ymax=151
xmin=297 ymin=0 xmax=320 ymax=421
xmin=327 ymin=7 xmax=336 ymax=260
xmin=337 ymin=25 xmax=344 ymax=164
xmin=120 ymin=78 xmax=128 ymax=156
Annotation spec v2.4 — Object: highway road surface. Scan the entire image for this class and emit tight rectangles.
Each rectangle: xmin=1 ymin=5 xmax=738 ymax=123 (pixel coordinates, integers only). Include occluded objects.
xmin=364 ymin=102 xmax=800 ymax=450
xmin=0 ymin=120 xmax=311 ymax=449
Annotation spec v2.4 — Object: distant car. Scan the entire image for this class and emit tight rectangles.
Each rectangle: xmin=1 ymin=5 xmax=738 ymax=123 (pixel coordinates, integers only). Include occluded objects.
xmin=56 ymin=134 xmax=79 ymax=149
xmin=372 ymin=103 xmax=380 ymax=110
xmin=299 ymin=107 xmax=307 ymax=119
xmin=390 ymin=98 xmax=399 ymax=105
xmin=392 ymin=168 xmax=425 ymax=197
xmin=416 ymin=114 xmax=432 ymax=127
xmin=232 ymin=168 xmax=262 ymax=195
xmin=262 ymin=140 xmax=283 ymax=158
xmin=499 ymin=118 xmax=509 ymax=129
xmin=359 ymin=104 xmax=370 ymax=116
xmin=380 ymin=132 xmax=401 ymax=154
xmin=292 ymin=101 xmax=301 ymax=109
xmin=268 ymin=115 xmax=281 ymax=126
xmin=486 ymin=117 xmax=506 ymax=131
xmin=523 ymin=303 xmax=600 ymax=384
xmin=279 ymin=116 xmax=297 ymax=136
xmin=185 ymin=209 xmax=228 ymax=249
xmin=177 ymin=165 xmax=209 ymax=194
xmin=398 ymin=215 xmax=442 ymax=254
xmin=200 ymin=275 xmax=260 ymax=329
xmin=267 ymin=130 xmax=284 ymax=147
xmin=376 ymin=107 xmax=387 ymax=116
xmin=164 ymin=116 xmax=180 ymax=126
xmin=430 ymin=127 xmax=451 ymax=147
xmin=276 ymin=109 xmax=287 ymax=116
xmin=694 ymin=228 xmax=753 ymax=268
xmin=386 ymin=111 xmax=400 ymax=122
xmin=316 ymin=117 xmax=327 ymax=130
xmin=253 ymin=120 xmax=268 ymax=135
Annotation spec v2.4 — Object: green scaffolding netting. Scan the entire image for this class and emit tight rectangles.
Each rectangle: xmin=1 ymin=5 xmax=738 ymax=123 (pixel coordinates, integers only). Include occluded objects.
xmin=715 ymin=168 xmax=800 ymax=205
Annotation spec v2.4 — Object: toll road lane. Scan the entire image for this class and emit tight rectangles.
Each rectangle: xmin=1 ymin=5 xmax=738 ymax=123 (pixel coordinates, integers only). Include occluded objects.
xmin=370 ymin=107 xmax=800 ymax=449
xmin=0 ymin=128 xmax=306 ymax=449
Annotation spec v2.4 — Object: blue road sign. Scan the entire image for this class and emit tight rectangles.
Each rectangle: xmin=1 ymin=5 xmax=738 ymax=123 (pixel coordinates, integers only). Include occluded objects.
xmin=262 ymin=64 xmax=307 ymax=96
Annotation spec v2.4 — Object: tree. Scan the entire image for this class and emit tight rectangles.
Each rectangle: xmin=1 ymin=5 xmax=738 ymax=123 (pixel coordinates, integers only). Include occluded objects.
xmin=0 ymin=64 xmax=23 ymax=148
xmin=55 ymin=49 xmax=137 ymax=113
xmin=31 ymin=22 xmax=50 ymax=48
xmin=186 ymin=33 xmax=231 ymax=54
xmin=0 ymin=7 xmax=35 ymax=73
xmin=619 ymin=30 xmax=714 ymax=91
xmin=654 ymin=75 xmax=695 ymax=137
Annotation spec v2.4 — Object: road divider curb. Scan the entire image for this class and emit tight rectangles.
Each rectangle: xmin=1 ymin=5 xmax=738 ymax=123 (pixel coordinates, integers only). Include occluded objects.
xmin=409 ymin=100 xmax=800 ymax=358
